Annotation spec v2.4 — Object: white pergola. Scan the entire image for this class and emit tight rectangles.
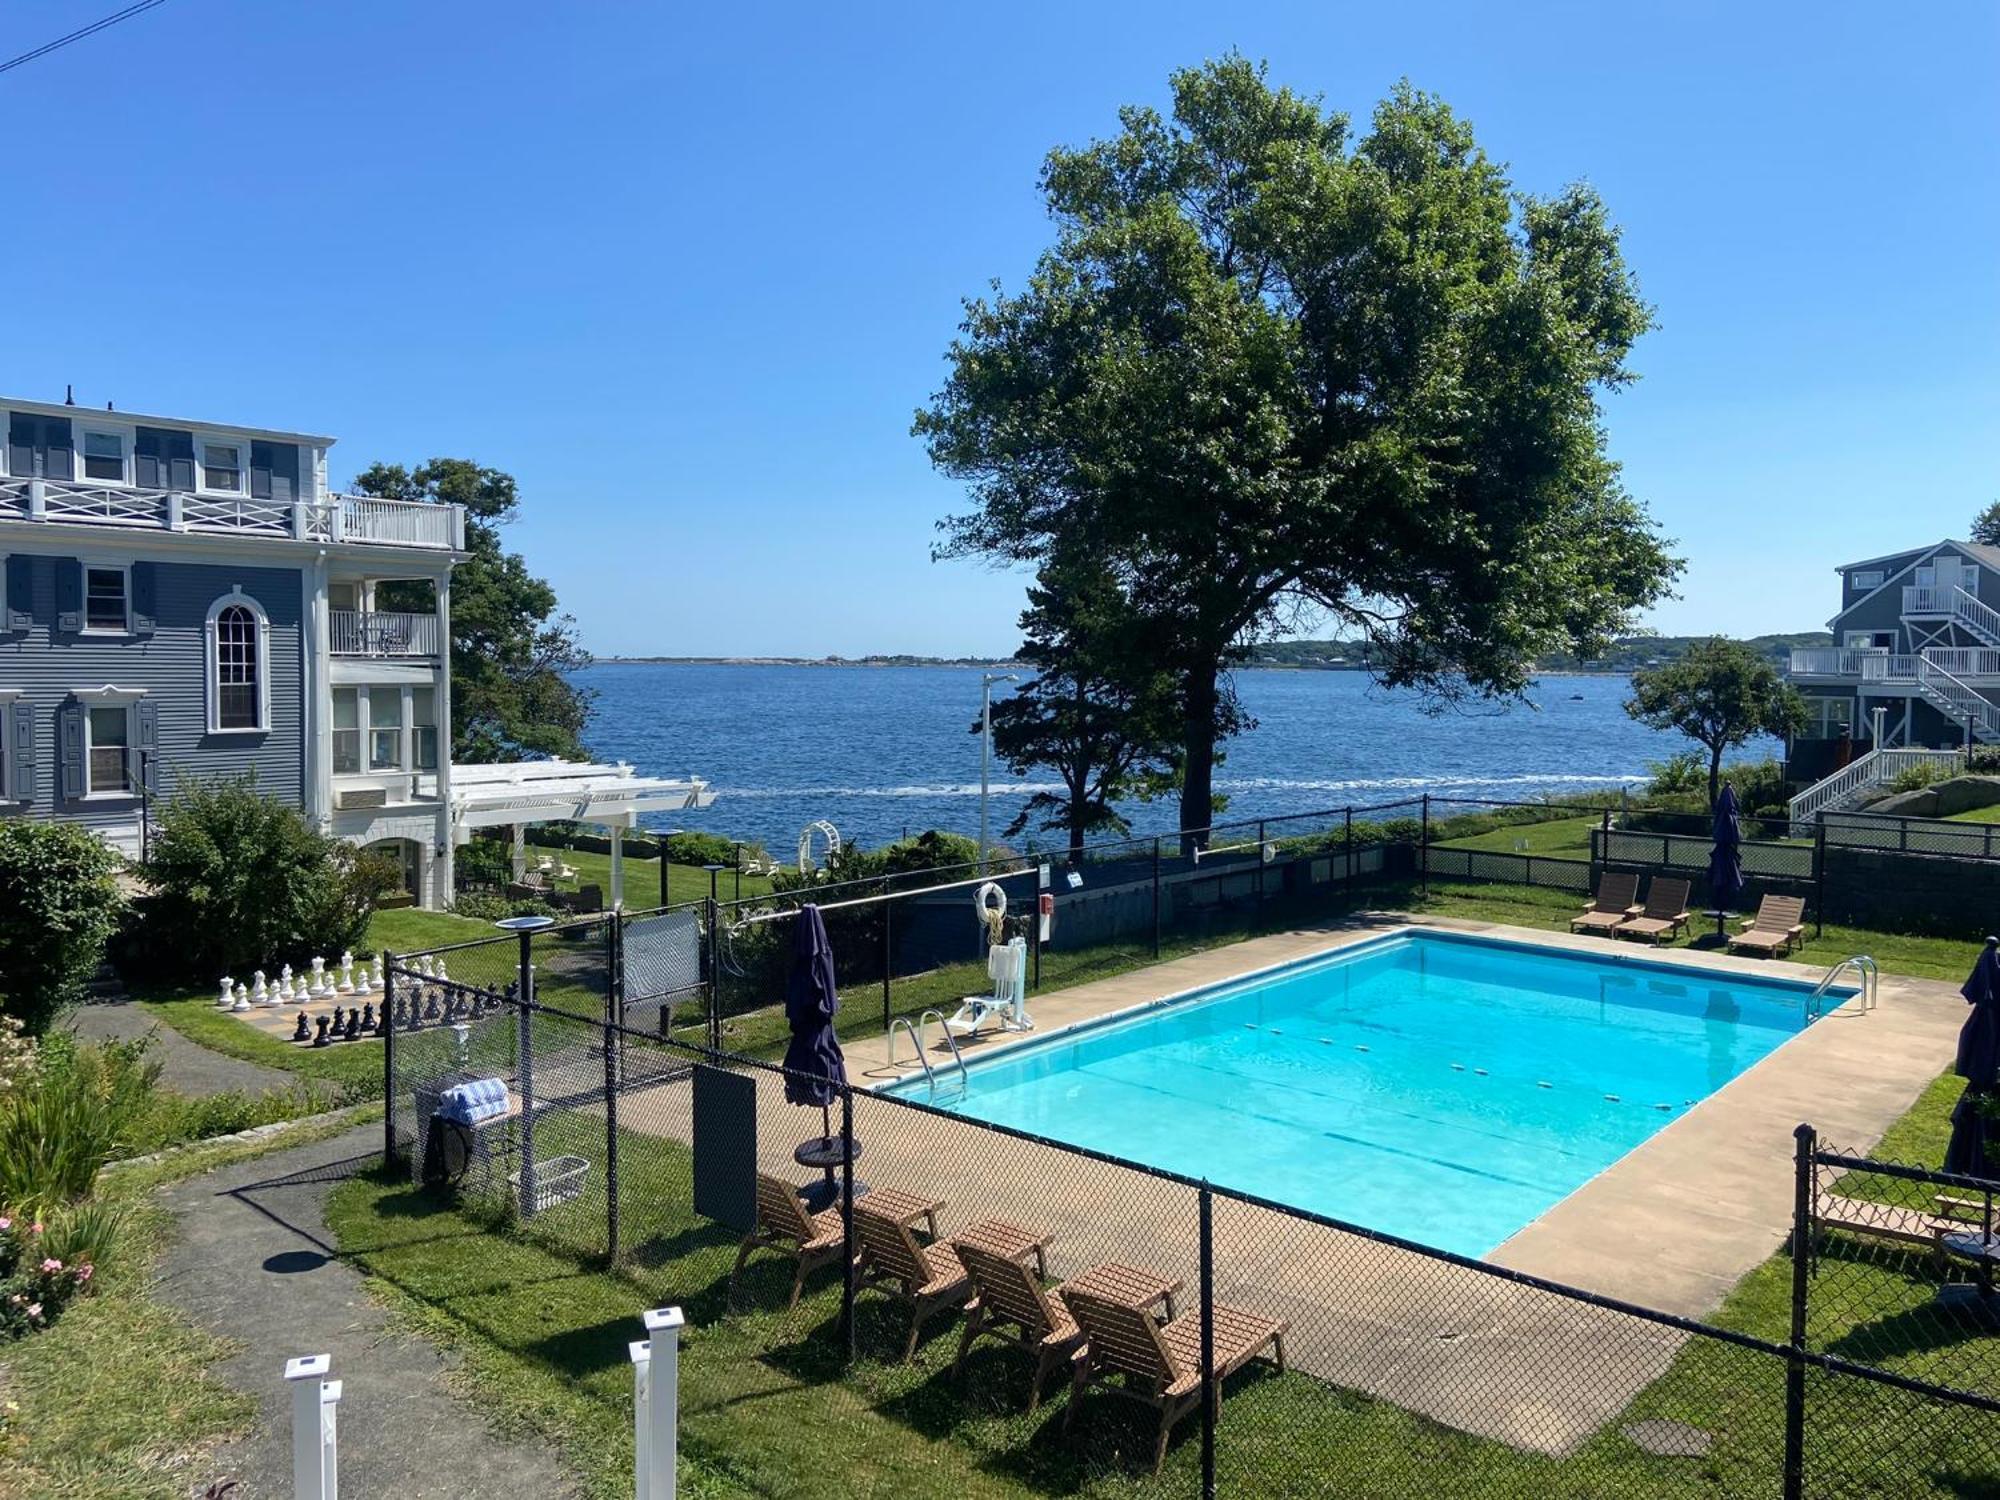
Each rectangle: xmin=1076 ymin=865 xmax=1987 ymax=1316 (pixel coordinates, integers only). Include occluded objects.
xmin=449 ymin=760 xmax=717 ymax=909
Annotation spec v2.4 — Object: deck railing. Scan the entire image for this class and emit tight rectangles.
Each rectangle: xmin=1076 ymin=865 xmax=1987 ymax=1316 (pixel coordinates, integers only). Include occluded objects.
xmin=330 ymin=609 xmax=442 ymax=658
xmin=0 ymin=476 xmax=461 ymax=550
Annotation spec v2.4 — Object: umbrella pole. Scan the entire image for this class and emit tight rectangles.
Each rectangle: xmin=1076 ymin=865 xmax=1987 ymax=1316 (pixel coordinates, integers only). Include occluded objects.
xmin=821 ymin=1100 xmax=832 ymax=1144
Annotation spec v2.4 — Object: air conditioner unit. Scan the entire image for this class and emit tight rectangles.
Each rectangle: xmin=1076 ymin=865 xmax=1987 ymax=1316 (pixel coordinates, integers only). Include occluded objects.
xmin=336 ymin=787 xmax=388 ymax=810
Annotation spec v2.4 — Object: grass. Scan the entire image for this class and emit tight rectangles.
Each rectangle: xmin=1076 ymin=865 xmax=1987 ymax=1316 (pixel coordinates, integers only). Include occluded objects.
xmin=0 ymin=1108 xmax=374 ymax=1498
xmin=511 ymin=848 xmax=775 ymax=908
xmin=322 ymin=1065 xmax=1996 ymax=1499
xmin=1434 ymin=814 xmax=1604 ymax=857
xmin=1945 ymin=805 xmax=2000 ymax=826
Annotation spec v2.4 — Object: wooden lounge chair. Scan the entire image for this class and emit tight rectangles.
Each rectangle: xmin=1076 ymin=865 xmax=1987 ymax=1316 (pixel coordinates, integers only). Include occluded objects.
xmin=854 ymin=1198 xmax=972 ymax=1361
xmin=1614 ymin=877 xmax=1692 ymax=945
xmin=952 ymin=1239 xmax=1084 ymax=1410
xmin=731 ymin=1173 xmax=848 ymax=1310
xmin=1816 ymin=1190 xmax=1995 ymax=1266
xmin=1060 ymin=1286 xmax=1288 ymax=1474
xmin=1571 ymin=871 xmax=1642 ymax=936
xmin=1727 ymin=895 xmax=1807 ymax=957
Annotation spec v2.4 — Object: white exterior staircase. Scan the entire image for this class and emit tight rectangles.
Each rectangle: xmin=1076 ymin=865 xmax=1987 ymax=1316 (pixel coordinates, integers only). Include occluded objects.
xmin=1787 ymin=746 xmax=1966 ymax=828
xmin=1903 ymin=584 xmax=2000 ymax=649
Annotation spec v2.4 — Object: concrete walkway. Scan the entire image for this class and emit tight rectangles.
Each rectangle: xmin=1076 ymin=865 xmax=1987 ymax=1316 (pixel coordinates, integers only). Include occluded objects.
xmin=68 ymin=997 xmax=292 ymax=1097
xmin=153 ymin=1124 xmax=577 ymax=1498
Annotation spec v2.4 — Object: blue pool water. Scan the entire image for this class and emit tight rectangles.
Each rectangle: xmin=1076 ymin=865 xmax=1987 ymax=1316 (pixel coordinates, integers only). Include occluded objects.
xmin=900 ymin=932 xmax=1849 ymax=1258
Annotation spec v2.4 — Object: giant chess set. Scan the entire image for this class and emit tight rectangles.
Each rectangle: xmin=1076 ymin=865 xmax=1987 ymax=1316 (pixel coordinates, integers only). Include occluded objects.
xmin=214 ymin=952 xmax=506 ymax=1047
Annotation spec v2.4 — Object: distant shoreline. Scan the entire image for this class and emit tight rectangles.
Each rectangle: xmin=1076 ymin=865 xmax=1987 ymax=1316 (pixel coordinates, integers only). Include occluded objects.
xmin=588 ymin=656 xmax=1639 ymax=676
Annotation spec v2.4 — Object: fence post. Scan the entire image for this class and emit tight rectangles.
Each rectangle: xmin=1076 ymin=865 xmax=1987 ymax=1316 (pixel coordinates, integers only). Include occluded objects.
xmin=517 ymin=930 xmax=538 ymax=1221
xmin=1784 ymin=1122 xmax=1814 ymax=1500
xmin=1151 ymin=837 xmax=1163 ymax=959
xmin=881 ymin=891 xmax=893 ymax=1033
xmin=286 ymin=1353 xmax=339 ymax=1500
xmin=1344 ymin=806 xmax=1354 ymax=884
xmin=1029 ymin=864 xmax=1042 ymax=992
xmin=1420 ymin=793 xmax=1431 ymax=897
xmin=1814 ymin=821 xmax=1827 ymax=938
xmin=841 ymin=1086 xmax=857 ymax=1367
xmin=704 ymin=896 xmax=720 ymax=1052
xmin=1256 ymin=818 xmax=1268 ymax=924
xmin=605 ymin=913 xmax=623 ymax=1264
xmin=1198 ymin=1182 xmax=1217 ymax=1500
xmin=381 ymin=952 xmax=399 ymax=1172
xmin=631 ymin=1306 xmax=686 ymax=1500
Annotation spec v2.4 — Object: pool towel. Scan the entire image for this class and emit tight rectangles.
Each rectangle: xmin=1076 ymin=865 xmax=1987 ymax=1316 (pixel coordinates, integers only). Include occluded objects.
xmin=439 ymin=1077 xmax=510 ymax=1125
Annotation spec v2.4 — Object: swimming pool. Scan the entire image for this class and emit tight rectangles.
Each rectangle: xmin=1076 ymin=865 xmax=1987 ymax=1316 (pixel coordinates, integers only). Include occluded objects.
xmin=894 ymin=930 xmax=1850 ymax=1257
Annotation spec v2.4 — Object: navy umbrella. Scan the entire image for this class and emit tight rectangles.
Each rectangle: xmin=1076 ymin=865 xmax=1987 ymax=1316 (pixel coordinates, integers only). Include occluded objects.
xmin=781 ymin=904 xmax=848 ymax=1135
xmin=1707 ymin=783 xmax=1747 ymax=915
xmin=1702 ymin=782 xmax=1746 ymax=943
xmin=1946 ymin=937 xmax=2000 ymax=1178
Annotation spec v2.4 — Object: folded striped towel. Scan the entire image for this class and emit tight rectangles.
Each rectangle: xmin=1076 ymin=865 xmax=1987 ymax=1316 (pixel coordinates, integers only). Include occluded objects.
xmin=439 ymin=1077 xmax=510 ymax=1125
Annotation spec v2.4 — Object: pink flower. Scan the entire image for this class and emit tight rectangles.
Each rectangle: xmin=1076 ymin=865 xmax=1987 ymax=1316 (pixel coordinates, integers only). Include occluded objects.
xmin=28 ymin=1222 xmax=41 ymax=1235
xmin=38 ymin=1258 xmax=60 ymax=1274
xmin=0 ymin=1217 xmax=11 ymax=1231
xmin=73 ymin=1263 xmax=92 ymax=1282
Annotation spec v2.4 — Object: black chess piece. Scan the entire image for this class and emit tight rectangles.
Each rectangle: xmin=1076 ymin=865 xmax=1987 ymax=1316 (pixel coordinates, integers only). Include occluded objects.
xmin=291 ymin=1011 xmax=311 ymax=1044
xmin=423 ymin=990 xmax=441 ymax=1023
xmin=312 ymin=1015 xmax=331 ymax=1048
xmin=343 ymin=1009 xmax=361 ymax=1042
xmin=360 ymin=1002 xmax=376 ymax=1034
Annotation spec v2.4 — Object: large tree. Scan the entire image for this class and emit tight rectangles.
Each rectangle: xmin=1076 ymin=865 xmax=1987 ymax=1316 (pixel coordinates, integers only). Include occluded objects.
xmin=1971 ymin=501 xmax=2000 ymax=548
xmin=1625 ymin=638 xmax=1807 ymax=809
xmin=919 ymin=58 xmax=1680 ymax=843
xmin=352 ymin=459 xmax=592 ymax=762
xmin=982 ymin=557 xmax=1236 ymax=858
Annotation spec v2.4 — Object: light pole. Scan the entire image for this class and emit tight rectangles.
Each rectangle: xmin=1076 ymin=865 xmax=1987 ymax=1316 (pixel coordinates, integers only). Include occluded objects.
xmin=979 ymin=670 xmax=1018 ymax=866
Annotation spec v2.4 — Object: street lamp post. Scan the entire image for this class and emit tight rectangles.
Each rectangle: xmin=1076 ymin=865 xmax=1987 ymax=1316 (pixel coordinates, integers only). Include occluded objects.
xmin=979 ymin=671 xmax=1019 ymax=867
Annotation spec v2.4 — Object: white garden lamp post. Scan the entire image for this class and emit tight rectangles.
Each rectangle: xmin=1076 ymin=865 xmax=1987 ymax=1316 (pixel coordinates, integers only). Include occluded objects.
xmin=979 ymin=671 xmax=1018 ymax=866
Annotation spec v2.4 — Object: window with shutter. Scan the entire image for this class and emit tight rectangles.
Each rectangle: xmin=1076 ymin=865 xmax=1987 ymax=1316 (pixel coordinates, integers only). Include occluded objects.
xmin=6 ymin=414 xmax=73 ymax=480
xmin=57 ymin=701 xmax=84 ymax=801
xmin=9 ymin=700 xmax=31 ymax=803
xmin=134 ymin=427 xmax=196 ymax=490
xmin=248 ymin=441 xmax=298 ymax=503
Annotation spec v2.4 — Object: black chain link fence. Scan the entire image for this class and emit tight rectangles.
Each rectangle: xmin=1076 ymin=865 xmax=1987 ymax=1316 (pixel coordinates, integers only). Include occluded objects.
xmin=375 ymin=936 xmax=2000 ymax=1498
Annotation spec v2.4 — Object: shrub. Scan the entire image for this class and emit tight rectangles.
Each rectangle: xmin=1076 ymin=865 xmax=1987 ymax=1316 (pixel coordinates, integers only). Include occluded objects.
xmin=662 ymin=831 xmax=751 ymax=867
xmin=1889 ymin=760 xmax=1952 ymax=795
xmin=134 ymin=1081 xmax=335 ymax=1153
xmin=1644 ymin=752 xmax=1708 ymax=802
xmin=449 ymin=891 xmax=557 ymax=923
xmin=455 ymin=834 xmax=515 ymax=888
xmin=124 ymin=775 xmax=401 ymax=983
xmin=0 ymin=1034 xmax=159 ymax=1213
xmin=0 ymin=1214 xmax=99 ymax=1340
xmin=0 ymin=822 xmax=125 ymax=1035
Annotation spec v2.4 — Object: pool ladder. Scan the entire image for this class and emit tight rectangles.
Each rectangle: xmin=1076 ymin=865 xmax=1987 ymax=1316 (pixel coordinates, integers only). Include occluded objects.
xmin=886 ymin=1009 xmax=969 ymax=1099
xmin=1809 ymin=955 xmax=1878 ymax=1020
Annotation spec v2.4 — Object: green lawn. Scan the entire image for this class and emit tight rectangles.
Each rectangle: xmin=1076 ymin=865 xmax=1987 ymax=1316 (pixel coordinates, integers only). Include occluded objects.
xmin=525 ymin=847 xmax=775 ymax=908
xmin=1946 ymin=805 xmax=2000 ymax=826
xmin=324 ymin=1051 xmax=1995 ymax=1500
xmin=1434 ymin=814 xmax=1604 ymax=857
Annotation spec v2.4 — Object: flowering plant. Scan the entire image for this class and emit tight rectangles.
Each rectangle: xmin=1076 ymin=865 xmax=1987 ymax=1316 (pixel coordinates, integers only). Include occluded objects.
xmin=0 ymin=1216 xmax=94 ymax=1339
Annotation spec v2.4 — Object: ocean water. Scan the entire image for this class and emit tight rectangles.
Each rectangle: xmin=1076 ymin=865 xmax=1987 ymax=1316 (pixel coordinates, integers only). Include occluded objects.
xmin=574 ymin=663 xmax=1776 ymax=855
xmin=892 ymin=930 xmax=1842 ymax=1257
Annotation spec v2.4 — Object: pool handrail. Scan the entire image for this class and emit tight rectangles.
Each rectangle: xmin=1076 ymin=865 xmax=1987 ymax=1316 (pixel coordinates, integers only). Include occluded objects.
xmin=886 ymin=1016 xmax=934 ymax=1092
xmin=1810 ymin=955 xmax=1877 ymax=1018
xmin=916 ymin=1008 xmax=969 ymax=1099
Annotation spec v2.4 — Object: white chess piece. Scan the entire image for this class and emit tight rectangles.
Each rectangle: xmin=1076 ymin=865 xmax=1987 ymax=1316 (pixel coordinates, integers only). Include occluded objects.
xmin=231 ymin=982 xmax=251 ymax=1013
xmin=337 ymin=951 xmax=355 ymax=994
xmin=435 ymin=959 xmax=450 ymax=986
xmin=218 ymin=977 xmax=235 ymax=1009
xmin=279 ymin=964 xmax=294 ymax=1002
xmin=307 ymin=956 xmax=327 ymax=998
xmin=250 ymin=970 xmax=268 ymax=1005
xmin=355 ymin=965 xmax=374 ymax=997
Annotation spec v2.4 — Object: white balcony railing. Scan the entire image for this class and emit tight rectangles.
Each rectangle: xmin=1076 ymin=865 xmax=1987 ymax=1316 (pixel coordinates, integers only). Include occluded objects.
xmin=1859 ymin=654 xmax=1920 ymax=683
xmin=0 ymin=476 xmax=462 ymax=551
xmin=330 ymin=609 xmax=442 ymax=658
xmin=1790 ymin=648 xmax=1867 ymax=676
xmin=1921 ymin=647 xmax=2000 ymax=680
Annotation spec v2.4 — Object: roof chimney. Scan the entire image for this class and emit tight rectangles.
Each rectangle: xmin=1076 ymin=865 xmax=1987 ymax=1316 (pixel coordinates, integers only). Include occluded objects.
xmin=63 ymin=384 xmax=74 ymax=406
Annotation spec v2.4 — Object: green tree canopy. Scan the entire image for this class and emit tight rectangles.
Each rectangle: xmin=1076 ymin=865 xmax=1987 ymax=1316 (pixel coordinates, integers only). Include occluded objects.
xmin=1971 ymin=501 xmax=2000 ymax=548
xmin=919 ymin=57 xmax=1680 ymax=842
xmin=353 ymin=459 xmax=592 ymax=762
xmin=1624 ymin=638 xmax=1807 ymax=809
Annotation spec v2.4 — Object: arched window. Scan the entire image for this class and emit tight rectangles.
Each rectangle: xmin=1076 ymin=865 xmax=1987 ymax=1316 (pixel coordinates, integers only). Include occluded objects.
xmin=204 ymin=589 xmax=270 ymax=733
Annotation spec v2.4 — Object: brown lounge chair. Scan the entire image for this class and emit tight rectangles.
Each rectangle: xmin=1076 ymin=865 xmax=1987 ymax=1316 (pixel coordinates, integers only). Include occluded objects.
xmin=1060 ymin=1285 xmax=1288 ymax=1474
xmin=1571 ymin=871 xmax=1641 ymax=936
xmin=1727 ymin=895 xmax=1807 ymax=957
xmin=731 ymin=1173 xmax=848 ymax=1310
xmin=952 ymin=1240 xmax=1085 ymax=1410
xmin=854 ymin=1199 xmax=972 ymax=1361
xmin=1613 ymin=877 xmax=1692 ymax=945
xmin=1817 ymin=1190 xmax=1994 ymax=1266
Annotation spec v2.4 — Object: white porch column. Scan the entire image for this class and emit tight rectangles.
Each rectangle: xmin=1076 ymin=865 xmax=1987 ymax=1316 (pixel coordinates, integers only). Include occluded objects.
xmin=511 ymin=822 xmax=527 ymax=882
xmin=610 ymin=822 xmax=625 ymax=911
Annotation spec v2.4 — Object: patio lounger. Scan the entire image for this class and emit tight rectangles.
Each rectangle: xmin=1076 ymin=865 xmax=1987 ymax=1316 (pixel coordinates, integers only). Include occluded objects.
xmin=854 ymin=1196 xmax=973 ymax=1361
xmin=1614 ymin=877 xmax=1693 ymax=945
xmin=1727 ymin=895 xmax=1807 ymax=957
xmin=732 ymin=1173 xmax=849 ymax=1310
xmin=1060 ymin=1281 xmax=1288 ymax=1474
xmin=952 ymin=1238 xmax=1083 ymax=1410
xmin=1571 ymin=871 xmax=1642 ymax=935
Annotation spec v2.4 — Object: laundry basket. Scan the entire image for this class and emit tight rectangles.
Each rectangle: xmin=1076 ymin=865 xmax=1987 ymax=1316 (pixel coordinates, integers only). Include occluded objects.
xmin=508 ymin=1153 xmax=590 ymax=1214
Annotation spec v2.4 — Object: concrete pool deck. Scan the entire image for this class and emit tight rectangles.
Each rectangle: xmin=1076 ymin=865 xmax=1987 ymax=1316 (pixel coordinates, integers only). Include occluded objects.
xmin=622 ymin=914 xmax=1964 ymax=1453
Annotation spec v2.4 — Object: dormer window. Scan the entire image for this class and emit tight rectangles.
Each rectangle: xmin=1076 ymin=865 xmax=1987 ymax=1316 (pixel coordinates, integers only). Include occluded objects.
xmin=200 ymin=440 xmax=244 ymax=494
xmin=1849 ymin=569 xmax=1884 ymax=591
xmin=80 ymin=430 xmax=127 ymax=483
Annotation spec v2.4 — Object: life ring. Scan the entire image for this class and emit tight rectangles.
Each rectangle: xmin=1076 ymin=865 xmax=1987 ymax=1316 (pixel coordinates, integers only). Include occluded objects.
xmin=975 ymin=881 xmax=1007 ymax=943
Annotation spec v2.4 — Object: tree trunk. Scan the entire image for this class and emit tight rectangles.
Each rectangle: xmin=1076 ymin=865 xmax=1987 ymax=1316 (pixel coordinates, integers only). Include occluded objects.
xmin=1066 ymin=805 xmax=1088 ymax=864
xmin=1180 ymin=668 xmax=1220 ymax=855
xmin=1707 ymin=744 xmax=1724 ymax=811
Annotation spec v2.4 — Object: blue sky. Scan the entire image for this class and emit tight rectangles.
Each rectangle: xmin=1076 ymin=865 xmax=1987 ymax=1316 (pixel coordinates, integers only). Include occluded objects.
xmin=2 ymin=0 xmax=1994 ymax=658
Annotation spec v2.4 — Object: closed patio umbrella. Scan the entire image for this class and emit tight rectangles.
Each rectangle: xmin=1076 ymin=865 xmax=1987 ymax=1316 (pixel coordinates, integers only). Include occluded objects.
xmin=1946 ymin=937 xmax=2000 ymax=1179
xmin=1705 ymin=782 xmax=1746 ymax=941
xmin=782 ymin=904 xmax=848 ymax=1137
